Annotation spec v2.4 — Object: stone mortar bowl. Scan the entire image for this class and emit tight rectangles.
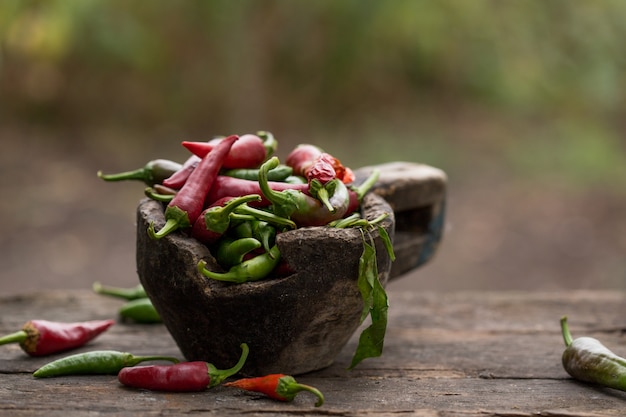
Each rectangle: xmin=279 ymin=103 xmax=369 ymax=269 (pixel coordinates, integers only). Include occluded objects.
xmin=137 ymin=192 xmax=394 ymax=376
xmin=136 ymin=162 xmax=447 ymax=376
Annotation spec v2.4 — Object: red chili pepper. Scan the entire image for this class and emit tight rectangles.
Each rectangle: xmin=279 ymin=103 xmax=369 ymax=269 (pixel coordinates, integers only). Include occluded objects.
xmin=182 ymin=133 xmax=267 ymax=169
xmin=305 ymin=153 xmax=336 ymax=184
xmin=190 ymin=194 xmax=262 ymax=245
xmin=224 ymin=373 xmax=324 ymax=407
xmin=0 ymin=319 xmax=114 ymax=356
xmin=285 ymin=144 xmax=323 ymax=177
xmin=118 ymin=343 xmax=249 ymax=392
xmin=148 ymin=135 xmax=238 ymax=239
xmin=259 ymin=157 xmax=351 ymax=227
xmin=205 ymin=176 xmax=309 ymax=208
xmin=286 ymin=144 xmax=354 ymax=184
xmin=161 ymin=154 xmax=201 ymax=189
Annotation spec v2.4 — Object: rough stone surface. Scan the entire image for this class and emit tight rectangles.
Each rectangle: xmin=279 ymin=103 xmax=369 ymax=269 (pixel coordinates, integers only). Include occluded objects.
xmin=136 ymin=192 xmax=395 ymax=376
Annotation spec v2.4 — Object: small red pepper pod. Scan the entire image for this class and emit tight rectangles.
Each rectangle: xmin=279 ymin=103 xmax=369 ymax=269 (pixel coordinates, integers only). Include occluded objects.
xmin=118 ymin=343 xmax=249 ymax=392
xmin=183 ymin=134 xmax=268 ymax=169
xmin=224 ymin=373 xmax=325 ymax=407
xmin=0 ymin=319 xmax=115 ymax=356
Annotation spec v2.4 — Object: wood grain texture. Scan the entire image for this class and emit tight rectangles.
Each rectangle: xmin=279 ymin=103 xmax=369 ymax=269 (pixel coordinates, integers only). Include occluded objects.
xmin=1 ymin=289 xmax=625 ymax=416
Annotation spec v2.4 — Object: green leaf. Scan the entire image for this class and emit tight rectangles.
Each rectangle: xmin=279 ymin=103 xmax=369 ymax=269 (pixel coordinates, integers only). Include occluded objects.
xmin=348 ymin=233 xmax=389 ymax=370
xmin=377 ymin=225 xmax=396 ymax=261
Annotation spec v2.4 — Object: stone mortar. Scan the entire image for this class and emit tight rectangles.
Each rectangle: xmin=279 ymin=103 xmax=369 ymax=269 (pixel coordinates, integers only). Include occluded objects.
xmin=136 ymin=192 xmax=395 ymax=376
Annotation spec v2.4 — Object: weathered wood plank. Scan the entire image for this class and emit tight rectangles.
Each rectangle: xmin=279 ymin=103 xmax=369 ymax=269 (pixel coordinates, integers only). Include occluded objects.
xmin=1 ymin=289 xmax=625 ymax=416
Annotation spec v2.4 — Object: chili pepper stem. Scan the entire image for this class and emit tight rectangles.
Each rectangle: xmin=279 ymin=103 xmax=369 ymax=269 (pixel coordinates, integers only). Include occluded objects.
xmin=0 ymin=330 xmax=27 ymax=345
xmin=277 ymin=376 xmax=325 ymax=407
xmin=147 ymin=206 xmax=190 ymax=239
xmin=207 ymin=343 xmax=249 ymax=388
xmin=234 ymin=205 xmax=296 ymax=230
xmin=97 ymin=169 xmax=146 ymax=182
xmin=145 ymin=187 xmax=174 ymax=202
xmin=354 ymin=169 xmax=380 ymax=200
xmin=561 ymin=316 xmax=574 ymax=347
xmin=126 ymin=354 xmax=181 ymax=366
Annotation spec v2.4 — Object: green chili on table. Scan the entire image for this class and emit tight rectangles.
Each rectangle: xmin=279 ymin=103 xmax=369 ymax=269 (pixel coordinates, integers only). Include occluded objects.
xmin=119 ymin=298 xmax=161 ymax=323
xmin=93 ymin=282 xmax=147 ymax=300
xmin=33 ymin=350 xmax=180 ymax=378
xmin=560 ymin=316 xmax=626 ymax=392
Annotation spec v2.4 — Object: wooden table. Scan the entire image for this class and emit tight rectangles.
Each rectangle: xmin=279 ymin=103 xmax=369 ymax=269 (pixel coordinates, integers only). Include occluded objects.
xmin=1 ymin=289 xmax=625 ymax=416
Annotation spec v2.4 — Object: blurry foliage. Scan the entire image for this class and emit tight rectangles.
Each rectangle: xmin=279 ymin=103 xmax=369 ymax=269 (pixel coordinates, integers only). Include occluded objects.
xmin=1 ymin=0 xmax=626 ymax=189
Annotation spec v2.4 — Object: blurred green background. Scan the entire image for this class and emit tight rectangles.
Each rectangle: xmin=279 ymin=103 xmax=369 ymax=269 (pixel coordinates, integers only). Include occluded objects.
xmin=1 ymin=0 xmax=625 ymax=295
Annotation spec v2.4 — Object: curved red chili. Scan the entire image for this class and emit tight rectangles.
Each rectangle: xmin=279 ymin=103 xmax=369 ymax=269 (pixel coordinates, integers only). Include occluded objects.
xmin=183 ymin=134 xmax=267 ymax=169
xmin=118 ymin=343 xmax=249 ymax=391
xmin=0 ymin=319 xmax=114 ymax=357
xmin=205 ymin=176 xmax=309 ymax=208
xmin=161 ymin=154 xmax=201 ymax=189
xmin=224 ymin=373 xmax=325 ymax=407
xmin=148 ymin=135 xmax=238 ymax=239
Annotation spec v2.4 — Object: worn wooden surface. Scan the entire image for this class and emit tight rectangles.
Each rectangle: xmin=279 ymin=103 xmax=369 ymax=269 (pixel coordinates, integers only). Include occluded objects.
xmin=1 ymin=289 xmax=625 ymax=416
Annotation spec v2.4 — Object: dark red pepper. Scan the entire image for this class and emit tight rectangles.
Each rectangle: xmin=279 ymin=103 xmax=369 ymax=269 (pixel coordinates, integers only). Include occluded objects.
xmin=117 ymin=343 xmax=249 ymax=392
xmin=259 ymin=157 xmax=351 ymax=227
xmin=148 ymin=135 xmax=238 ymax=239
xmin=190 ymin=194 xmax=262 ymax=245
xmin=285 ymin=144 xmax=323 ymax=178
xmin=0 ymin=319 xmax=114 ymax=356
xmin=224 ymin=373 xmax=324 ymax=406
xmin=183 ymin=134 xmax=267 ymax=169
xmin=161 ymin=154 xmax=201 ymax=189
xmin=205 ymin=176 xmax=309 ymax=208
xmin=286 ymin=144 xmax=354 ymax=184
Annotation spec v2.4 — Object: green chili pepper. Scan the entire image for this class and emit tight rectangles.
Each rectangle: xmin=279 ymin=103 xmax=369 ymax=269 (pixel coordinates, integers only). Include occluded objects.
xmin=222 ymin=165 xmax=293 ymax=182
xmin=215 ymin=236 xmax=262 ymax=268
xmin=233 ymin=220 xmax=277 ymax=254
xmin=144 ymin=186 xmax=175 ymax=202
xmin=560 ymin=316 xmax=626 ymax=392
xmin=198 ymin=244 xmax=281 ymax=284
xmin=33 ymin=350 xmax=180 ymax=378
xmin=97 ymin=159 xmax=182 ymax=186
xmin=119 ymin=298 xmax=161 ymax=323
xmin=92 ymin=282 xmax=147 ymax=300
xmin=283 ymin=175 xmax=307 ymax=184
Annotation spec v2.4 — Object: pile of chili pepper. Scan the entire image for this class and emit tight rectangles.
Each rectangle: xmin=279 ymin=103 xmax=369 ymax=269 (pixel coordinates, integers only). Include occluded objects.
xmin=100 ymin=130 xmax=394 ymax=369
xmin=99 ymin=131 xmax=380 ymax=284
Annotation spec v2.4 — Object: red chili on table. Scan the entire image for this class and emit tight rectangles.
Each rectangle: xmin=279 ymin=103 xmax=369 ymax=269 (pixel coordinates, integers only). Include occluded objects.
xmin=118 ymin=343 xmax=249 ymax=392
xmin=0 ymin=319 xmax=114 ymax=356
xmin=148 ymin=134 xmax=238 ymax=239
xmin=224 ymin=373 xmax=325 ymax=407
